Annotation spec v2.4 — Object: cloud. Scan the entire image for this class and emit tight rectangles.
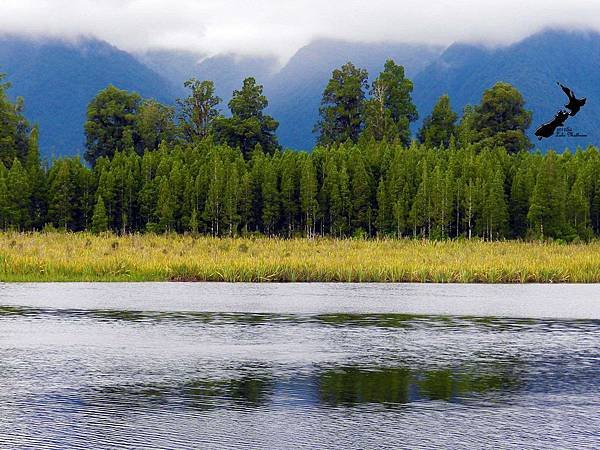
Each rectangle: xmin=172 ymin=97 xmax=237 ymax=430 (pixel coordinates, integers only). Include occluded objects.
xmin=1 ymin=0 xmax=600 ymax=63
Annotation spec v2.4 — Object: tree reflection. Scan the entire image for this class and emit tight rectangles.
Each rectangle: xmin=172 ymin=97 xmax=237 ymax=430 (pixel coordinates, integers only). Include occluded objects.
xmin=318 ymin=365 xmax=521 ymax=407
xmin=95 ymin=374 xmax=275 ymax=410
xmin=319 ymin=367 xmax=412 ymax=406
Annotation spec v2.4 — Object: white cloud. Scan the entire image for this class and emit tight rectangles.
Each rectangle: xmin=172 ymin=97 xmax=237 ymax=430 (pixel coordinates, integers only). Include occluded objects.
xmin=1 ymin=0 xmax=600 ymax=63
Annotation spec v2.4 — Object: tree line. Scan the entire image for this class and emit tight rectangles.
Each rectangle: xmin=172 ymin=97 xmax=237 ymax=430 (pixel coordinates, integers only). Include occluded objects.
xmin=0 ymin=62 xmax=596 ymax=241
xmin=81 ymin=58 xmax=532 ymax=166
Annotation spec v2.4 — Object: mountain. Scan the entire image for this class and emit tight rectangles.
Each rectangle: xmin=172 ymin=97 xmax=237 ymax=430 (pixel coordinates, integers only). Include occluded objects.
xmin=135 ymin=49 xmax=203 ymax=92
xmin=413 ymin=30 xmax=600 ymax=151
xmin=138 ymin=50 xmax=279 ymax=104
xmin=0 ymin=36 xmax=178 ymax=158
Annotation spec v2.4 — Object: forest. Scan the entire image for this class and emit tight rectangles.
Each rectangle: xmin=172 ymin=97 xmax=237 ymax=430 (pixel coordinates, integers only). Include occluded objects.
xmin=0 ymin=61 xmax=598 ymax=242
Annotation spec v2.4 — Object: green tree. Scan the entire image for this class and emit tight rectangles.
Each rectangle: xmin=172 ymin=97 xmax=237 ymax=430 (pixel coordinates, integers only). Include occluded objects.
xmin=84 ymin=85 xmax=142 ymax=165
xmin=567 ymin=168 xmax=591 ymax=238
xmin=509 ymin=160 xmax=535 ymax=238
xmin=214 ymin=78 xmax=279 ymax=157
xmin=363 ymin=60 xmax=417 ymax=146
xmin=91 ymin=195 xmax=109 ymax=233
xmin=348 ymin=150 xmax=373 ymax=235
xmin=6 ymin=158 xmax=31 ymax=229
xmin=136 ymin=99 xmax=177 ymax=151
xmin=261 ymin=158 xmax=280 ymax=235
xmin=528 ymin=152 xmax=567 ymax=238
xmin=376 ymin=177 xmax=391 ymax=235
xmin=177 ymin=79 xmax=221 ymax=143
xmin=418 ymin=94 xmax=457 ymax=148
xmin=320 ymin=157 xmax=344 ymax=236
xmin=47 ymin=159 xmax=77 ymax=230
xmin=0 ymin=168 xmax=9 ymax=229
xmin=24 ymin=127 xmax=47 ymax=229
xmin=300 ymin=156 xmax=318 ymax=238
xmin=484 ymin=168 xmax=508 ymax=239
xmin=155 ymin=176 xmax=176 ymax=233
xmin=470 ymin=82 xmax=532 ymax=153
xmin=0 ymin=75 xmax=35 ymax=168
xmin=203 ymin=155 xmax=225 ymax=235
xmin=280 ymin=152 xmax=299 ymax=235
xmin=223 ymin=162 xmax=241 ymax=236
xmin=315 ymin=62 xmax=368 ymax=145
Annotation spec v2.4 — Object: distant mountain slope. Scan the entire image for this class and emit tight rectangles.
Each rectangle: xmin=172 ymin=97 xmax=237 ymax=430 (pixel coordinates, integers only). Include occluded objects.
xmin=0 ymin=37 xmax=177 ymax=158
xmin=413 ymin=30 xmax=600 ymax=151
xmin=138 ymin=50 xmax=279 ymax=106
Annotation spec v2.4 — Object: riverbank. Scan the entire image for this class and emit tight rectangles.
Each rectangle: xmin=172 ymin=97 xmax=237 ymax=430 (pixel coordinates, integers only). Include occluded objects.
xmin=1 ymin=232 xmax=599 ymax=282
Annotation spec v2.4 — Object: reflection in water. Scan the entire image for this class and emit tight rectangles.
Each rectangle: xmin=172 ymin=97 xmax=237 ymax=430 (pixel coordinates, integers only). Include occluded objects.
xmin=4 ymin=305 xmax=598 ymax=332
xmin=318 ymin=365 xmax=521 ymax=406
xmin=319 ymin=367 xmax=413 ymax=405
xmin=99 ymin=375 xmax=275 ymax=410
xmin=1 ymin=288 xmax=600 ymax=449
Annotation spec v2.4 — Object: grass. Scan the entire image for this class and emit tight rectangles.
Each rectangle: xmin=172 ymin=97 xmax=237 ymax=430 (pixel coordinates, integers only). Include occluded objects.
xmin=1 ymin=232 xmax=600 ymax=282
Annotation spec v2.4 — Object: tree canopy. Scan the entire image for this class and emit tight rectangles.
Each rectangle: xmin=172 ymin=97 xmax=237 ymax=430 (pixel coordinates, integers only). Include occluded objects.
xmin=84 ymin=85 xmax=142 ymax=165
xmin=315 ymin=62 xmax=369 ymax=145
xmin=363 ymin=60 xmax=418 ymax=146
xmin=0 ymin=74 xmax=35 ymax=168
xmin=176 ymin=78 xmax=221 ymax=143
xmin=418 ymin=94 xmax=457 ymax=148
xmin=2 ymin=65 xmax=586 ymax=243
xmin=465 ymin=82 xmax=532 ymax=153
xmin=214 ymin=77 xmax=280 ymax=157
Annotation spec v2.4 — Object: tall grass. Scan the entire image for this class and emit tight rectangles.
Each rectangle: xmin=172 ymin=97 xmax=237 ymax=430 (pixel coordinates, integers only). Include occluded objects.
xmin=1 ymin=232 xmax=600 ymax=282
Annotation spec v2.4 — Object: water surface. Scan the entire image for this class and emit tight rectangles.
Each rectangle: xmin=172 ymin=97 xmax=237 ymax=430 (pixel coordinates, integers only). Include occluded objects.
xmin=0 ymin=283 xmax=599 ymax=449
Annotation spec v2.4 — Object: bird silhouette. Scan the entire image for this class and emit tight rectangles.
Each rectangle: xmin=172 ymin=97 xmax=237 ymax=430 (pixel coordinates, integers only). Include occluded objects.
xmin=557 ymin=82 xmax=586 ymax=116
xmin=535 ymin=109 xmax=570 ymax=140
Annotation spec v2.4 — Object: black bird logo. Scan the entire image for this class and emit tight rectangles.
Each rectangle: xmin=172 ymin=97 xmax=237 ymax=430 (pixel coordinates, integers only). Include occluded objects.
xmin=535 ymin=109 xmax=570 ymax=140
xmin=557 ymin=82 xmax=586 ymax=116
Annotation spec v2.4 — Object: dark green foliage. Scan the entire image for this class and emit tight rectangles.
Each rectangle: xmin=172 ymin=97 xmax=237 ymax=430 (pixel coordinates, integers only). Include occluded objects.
xmin=466 ymin=82 xmax=532 ymax=154
xmin=363 ymin=60 xmax=418 ymax=146
xmin=84 ymin=85 xmax=142 ymax=165
xmin=136 ymin=99 xmax=178 ymax=150
xmin=214 ymin=78 xmax=280 ymax=157
xmin=91 ymin=195 xmax=109 ymax=233
xmin=47 ymin=157 xmax=91 ymax=230
xmin=176 ymin=79 xmax=221 ymax=143
xmin=315 ymin=62 xmax=369 ymax=145
xmin=418 ymin=94 xmax=457 ymax=148
xmin=2 ymin=132 xmax=600 ymax=241
xmin=0 ymin=74 xmax=36 ymax=168
xmin=527 ymin=151 xmax=567 ymax=238
xmin=1 ymin=72 xmax=599 ymax=243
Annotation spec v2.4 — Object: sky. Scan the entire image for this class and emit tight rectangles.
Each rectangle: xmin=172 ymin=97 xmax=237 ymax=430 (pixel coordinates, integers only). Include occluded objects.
xmin=2 ymin=0 xmax=600 ymax=63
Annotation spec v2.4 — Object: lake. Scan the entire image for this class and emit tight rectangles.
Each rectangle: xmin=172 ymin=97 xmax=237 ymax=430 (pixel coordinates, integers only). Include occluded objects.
xmin=1 ymin=283 xmax=599 ymax=449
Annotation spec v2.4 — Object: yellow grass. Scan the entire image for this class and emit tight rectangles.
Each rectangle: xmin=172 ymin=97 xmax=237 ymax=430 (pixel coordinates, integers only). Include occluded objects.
xmin=1 ymin=232 xmax=600 ymax=282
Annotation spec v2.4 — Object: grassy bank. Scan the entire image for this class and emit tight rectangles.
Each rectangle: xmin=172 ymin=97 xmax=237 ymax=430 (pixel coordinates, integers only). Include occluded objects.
xmin=1 ymin=232 xmax=600 ymax=282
